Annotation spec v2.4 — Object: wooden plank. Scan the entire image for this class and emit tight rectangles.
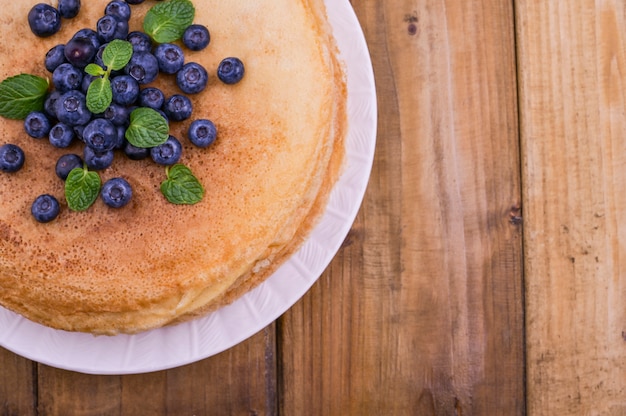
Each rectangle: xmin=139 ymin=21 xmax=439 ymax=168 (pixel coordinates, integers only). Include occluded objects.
xmin=35 ymin=328 xmax=275 ymax=415
xmin=516 ymin=1 xmax=626 ymax=414
xmin=0 ymin=347 xmax=36 ymax=416
xmin=279 ymin=0 xmax=524 ymax=414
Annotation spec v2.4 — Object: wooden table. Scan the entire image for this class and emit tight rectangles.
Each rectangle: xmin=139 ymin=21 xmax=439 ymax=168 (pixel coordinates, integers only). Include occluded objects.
xmin=2 ymin=0 xmax=626 ymax=414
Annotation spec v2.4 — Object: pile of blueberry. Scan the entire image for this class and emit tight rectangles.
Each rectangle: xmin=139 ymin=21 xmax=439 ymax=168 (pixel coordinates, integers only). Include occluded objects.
xmin=0 ymin=0 xmax=245 ymax=223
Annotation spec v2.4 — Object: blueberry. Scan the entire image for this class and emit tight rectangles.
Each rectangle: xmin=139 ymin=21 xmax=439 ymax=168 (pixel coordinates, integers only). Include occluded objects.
xmin=150 ymin=135 xmax=182 ymax=165
xmin=126 ymin=31 xmax=152 ymax=53
xmin=163 ymin=94 xmax=192 ymax=121
xmin=55 ymin=153 xmax=83 ymax=180
xmin=0 ymin=144 xmax=25 ymax=173
xmin=28 ymin=4 xmax=61 ymax=38
xmin=64 ymin=36 xmax=98 ymax=68
xmin=105 ymin=1 xmax=131 ymax=21
xmin=101 ymin=177 xmax=132 ymax=208
xmin=24 ymin=112 xmax=51 ymax=139
xmin=124 ymin=0 xmax=145 ymax=4
xmin=44 ymin=91 xmax=61 ymax=119
xmin=176 ymin=62 xmax=208 ymax=94
xmin=55 ymin=90 xmax=92 ymax=127
xmin=114 ymin=125 xmax=127 ymax=149
xmin=73 ymin=125 xmax=85 ymax=142
xmin=102 ymin=103 xmax=130 ymax=126
xmin=83 ymin=118 xmax=118 ymax=152
xmin=72 ymin=28 xmax=101 ymax=51
xmin=123 ymin=140 xmax=150 ymax=160
xmin=45 ymin=45 xmax=67 ymax=73
xmin=182 ymin=25 xmax=210 ymax=51
xmin=49 ymin=123 xmax=75 ymax=148
xmin=93 ymin=44 xmax=109 ymax=70
xmin=31 ymin=194 xmax=60 ymax=223
xmin=81 ymin=74 xmax=97 ymax=94
xmin=187 ymin=119 xmax=217 ymax=148
xmin=111 ymin=75 xmax=139 ymax=106
xmin=124 ymin=52 xmax=159 ymax=84
xmin=217 ymin=57 xmax=245 ymax=84
xmin=83 ymin=146 xmax=114 ymax=170
xmin=52 ymin=63 xmax=83 ymax=93
xmin=58 ymin=0 xmax=81 ymax=19
xmin=97 ymin=15 xmax=129 ymax=43
xmin=138 ymin=87 xmax=164 ymax=109
xmin=154 ymin=43 xmax=184 ymax=74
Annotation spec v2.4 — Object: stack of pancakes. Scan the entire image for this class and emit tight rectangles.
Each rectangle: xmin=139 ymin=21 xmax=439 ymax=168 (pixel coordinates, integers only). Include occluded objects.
xmin=0 ymin=0 xmax=346 ymax=334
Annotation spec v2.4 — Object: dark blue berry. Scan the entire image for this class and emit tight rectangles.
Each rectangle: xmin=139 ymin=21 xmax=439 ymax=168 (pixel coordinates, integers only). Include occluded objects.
xmin=72 ymin=28 xmax=101 ymax=51
xmin=31 ymin=194 xmax=60 ymax=223
xmin=44 ymin=91 xmax=61 ymax=119
xmin=182 ymin=25 xmax=210 ymax=51
xmin=150 ymin=135 xmax=182 ymax=165
xmin=28 ymin=4 xmax=61 ymax=38
xmin=138 ymin=87 xmax=164 ymax=109
xmin=73 ymin=125 xmax=85 ymax=142
xmin=114 ymin=125 xmax=127 ymax=149
xmin=55 ymin=90 xmax=92 ymax=127
xmin=154 ymin=43 xmax=184 ymax=74
xmin=81 ymin=74 xmax=97 ymax=94
xmin=187 ymin=119 xmax=217 ymax=148
xmin=0 ymin=144 xmax=25 ymax=173
xmin=83 ymin=146 xmax=114 ymax=170
xmin=125 ymin=0 xmax=145 ymax=4
xmin=102 ymin=103 xmax=130 ymax=126
xmin=176 ymin=62 xmax=208 ymax=94
xmin=58 ymin=0 xmax=81 ymax=19
xmin=163 ymin=94 xmax=192 ymax=121
xmin=123 ymin=140 xmax=150 ymax=160
xmin=52 ymin=63 xmax=83 ymax=92
xmin=217 ymin=57 xmax=245 ymax=84
xmin=64 ymin=36 xmax=98 ymax=68
xmin=111 ymin=75 xmax=139 ymax=106
xmin=101 ymin=177 xmax=132 ymax=208
xmin=49 ymin=123 xmax=75 ymax=148
xmin=126 ymin=31 xmax=152 ymax=53
xmin=124 ymin=52 xmax=159 ymax=84
xmin=97 ymin=15 xmax=128 ymax=43
xmin=55 ymin=153 xmax=83 ymax=180
xmin=24 ymin=112 xmax=51 ymax=139
xmin=45 ymin=45 xmax=67 ymax=73
xmin=105 ymin=1 xmax=131 ymax=21
xmin=83 ymin=118 xmax=118 ymax=152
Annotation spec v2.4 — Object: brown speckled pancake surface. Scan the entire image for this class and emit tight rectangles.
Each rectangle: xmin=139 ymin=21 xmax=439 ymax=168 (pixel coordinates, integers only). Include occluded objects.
xmin=0 ymin=0 xmax=346 ymax=334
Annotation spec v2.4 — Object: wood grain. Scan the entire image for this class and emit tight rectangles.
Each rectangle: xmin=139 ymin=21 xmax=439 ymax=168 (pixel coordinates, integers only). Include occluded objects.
xmin=0 ymin=347 xmax=36 ymax=416
xmin=0 ymin=0 xmax=528 ymax=413
xmin=279 ymin=0 xmax=524 ymax=414
xmin=516 ymin=1 xmax=626 ymax=414
xmin=34 ymin=328 xmax=275 ymax=415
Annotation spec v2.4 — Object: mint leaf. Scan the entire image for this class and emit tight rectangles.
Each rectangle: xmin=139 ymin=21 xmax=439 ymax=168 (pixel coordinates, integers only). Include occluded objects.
xmin=0 ymin=74 xmax=49 ymax=120
xmin=84 ymin=63 xmax=106 ymax=77
xmin=102 ymin=39 xmax=133 ymax=71
xmin=86 ymin=77 xmax=112 ymax=114
xmin=126 ymin=107 xmax=169 ymax=148
xmin=65 ymin=167 xmax=101 ymax=212
xmin=143 ymin=0 xmax=195 ymax=43
xmin=161 ymin=164 xmax=204 ymax=204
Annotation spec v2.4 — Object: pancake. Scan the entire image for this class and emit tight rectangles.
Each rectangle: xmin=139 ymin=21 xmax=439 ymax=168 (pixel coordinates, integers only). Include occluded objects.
xmin=0 ymin=0 xmax=346 ymax=334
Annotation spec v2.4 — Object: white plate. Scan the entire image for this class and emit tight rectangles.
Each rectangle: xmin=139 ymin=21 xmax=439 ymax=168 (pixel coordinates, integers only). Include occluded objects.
xmin=0 ymin=0 xmax=376 ymax=375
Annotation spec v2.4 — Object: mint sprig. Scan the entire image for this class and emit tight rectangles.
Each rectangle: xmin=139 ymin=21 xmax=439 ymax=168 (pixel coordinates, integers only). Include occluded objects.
xmin=126 ymin=107 xmax=169 ymax=148
xmin=0 ymin=74 xmax=49 ymax=120
xmin=65 ymin=166 xmax=101 ymax=212
xmin=143 ymin=0 xmax=195 ymax=43
xmin=161 ymin=164 xmax=204 ymax=205
xmin=85 ymin=40 xmax=133 ymax=114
